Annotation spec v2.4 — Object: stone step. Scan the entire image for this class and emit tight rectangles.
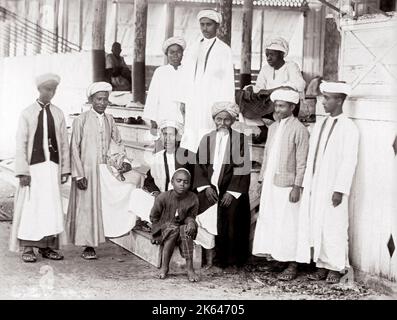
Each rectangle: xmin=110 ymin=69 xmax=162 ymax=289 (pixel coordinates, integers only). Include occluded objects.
xmin=110 ymin=229 xmax=202 ymax=271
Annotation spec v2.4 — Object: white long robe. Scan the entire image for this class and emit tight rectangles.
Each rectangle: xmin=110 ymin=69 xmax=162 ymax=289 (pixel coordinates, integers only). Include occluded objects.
xmin=252 ymin=117 xmax=301 ymax=261
xmin=180 ymin=37 xmax=235 ymax=152
xmin=10 ymin=102 xmax=70 ymax=252
xmin=296 ymin=113 xmax=359 ymax=272
xmin=143 ymin=64 xmax=184 ymax=125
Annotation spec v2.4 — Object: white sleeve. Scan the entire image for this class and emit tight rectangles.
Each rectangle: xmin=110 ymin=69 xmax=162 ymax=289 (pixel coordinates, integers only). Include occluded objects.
xmin=227 ymin=191 xmax=241 ymax=199
xmin=252 ymin=67 xmax=267 ymax=93
xmin=143 ymin=69 xmax=160 ymax=122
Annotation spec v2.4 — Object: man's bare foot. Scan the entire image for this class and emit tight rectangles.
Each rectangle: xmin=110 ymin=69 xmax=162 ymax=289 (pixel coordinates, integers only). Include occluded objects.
xmin=158 ymin=268 xmax=168 ymax=279
xmin=203 ymin=264 xmax=222 ymax=273
xmin=187 ymin=269 xmax=199 ymax=282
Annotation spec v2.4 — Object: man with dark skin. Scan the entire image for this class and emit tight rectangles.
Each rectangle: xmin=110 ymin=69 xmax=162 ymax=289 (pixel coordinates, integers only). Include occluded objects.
xmin=150 ymin=169 xmax=199 ymax=282
xmin=105 ymin=42 xmax=131 ymax=91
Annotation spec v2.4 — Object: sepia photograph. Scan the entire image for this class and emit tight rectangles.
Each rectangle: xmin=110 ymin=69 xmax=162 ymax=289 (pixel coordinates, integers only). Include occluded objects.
xmin=0 ymin=0 xmax=396 ymax=308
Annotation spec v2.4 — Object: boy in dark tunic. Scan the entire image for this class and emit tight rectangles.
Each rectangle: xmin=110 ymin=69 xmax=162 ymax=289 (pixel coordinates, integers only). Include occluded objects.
xmin=150 ymin=168 xmax=199 ymax=282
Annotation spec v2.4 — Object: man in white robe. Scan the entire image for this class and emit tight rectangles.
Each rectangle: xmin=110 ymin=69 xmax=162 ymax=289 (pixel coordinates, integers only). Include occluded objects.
xmin=296 ymin=81 xmax=359 ymax=284
xmin=143 ymin=37 xmax=186 ymax=137
xmin=179 ymin=9 xmax=235 ymax=153
xmin=66 ymin=82 xmax=132 ymax=260
xmin=9 ymin=73 xmax=70 ymax=263
xmin=252 ymin=89 xmax=309 ymax=281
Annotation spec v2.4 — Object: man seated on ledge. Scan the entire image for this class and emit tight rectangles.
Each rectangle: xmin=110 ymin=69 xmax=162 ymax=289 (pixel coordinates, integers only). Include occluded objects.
xmin=105 ymin=42 xmax=131 ymax=91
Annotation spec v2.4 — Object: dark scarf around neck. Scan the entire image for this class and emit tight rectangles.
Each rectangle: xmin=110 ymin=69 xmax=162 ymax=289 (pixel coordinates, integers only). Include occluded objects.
xmin=30 ymin=100 xmax=59 ymax=165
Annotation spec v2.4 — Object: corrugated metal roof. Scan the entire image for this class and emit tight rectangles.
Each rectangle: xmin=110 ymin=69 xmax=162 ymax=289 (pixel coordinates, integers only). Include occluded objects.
xmin=176 ymin=0 xmax=308 ymax=8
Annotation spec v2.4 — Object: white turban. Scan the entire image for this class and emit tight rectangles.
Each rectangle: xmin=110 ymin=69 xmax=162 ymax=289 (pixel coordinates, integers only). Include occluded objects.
xmin=197 ymin=9 xmax=222 ymax=24
xmin=270 ymin=88 xmax=300 ymax=104
xmin=35 ymin=73 xmax=61 ymax=87
xmin=86 ymin=82 xmax=112 ymax=98
xmin=159 ymin=119 xmax=184 ymax=135
xmin=162 ymin=36 xmax=186 ymax=54
xmin=211 ymin=101 xmax=240 ymax=118
xmin=319 ymin=81 xmax=351 ymax=96
xmin=265 ymin=37 xmax=289 ymax=57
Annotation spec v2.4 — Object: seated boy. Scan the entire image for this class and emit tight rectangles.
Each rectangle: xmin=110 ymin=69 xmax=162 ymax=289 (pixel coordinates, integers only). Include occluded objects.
xmin=150 ymin=168 xmax=199 ymax=282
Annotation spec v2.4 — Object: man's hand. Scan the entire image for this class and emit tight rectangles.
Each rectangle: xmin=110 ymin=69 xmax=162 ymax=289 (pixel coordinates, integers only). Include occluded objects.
xmin=150 ymin=121 xmax=158 ymax=136
xmin=289 ymin=185 xmax=302 ymax=203
xmin=185 ymin=222 xmax=196 ymax=238
xmin=220 ymin=193 xmax=234 ymax=208
xmin=61 ymin=174 xmax=69 ymax=184
xmin=151 ymin=191 xmax=161 ymax=197
xmin=257 ymin=89 xmax=270 ymax=99
xmin=19 ymin=175 xmax=31 ymax=187
xmin=205 ymin=187 xmax=218 ymax=205
xmin=332 ymin=192 xmax=343 ymax=207
xmin=120 ymin=162 xmax=132 ymax=174
xmin=243 ymin=86 xmax=254 ymax=101
xmin=76 ymin=177 xmax=88 ymax=190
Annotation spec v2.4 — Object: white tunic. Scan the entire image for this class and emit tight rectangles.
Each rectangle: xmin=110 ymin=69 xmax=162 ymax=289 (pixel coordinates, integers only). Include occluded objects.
xmin=180 ymin=37 xmax=235 ymax=153
xmin=143 ymin=64 xmax=184 ymax=125
xmin=296 ymin=113 xmax=359 ymax=272
xmin=17 ymin=108 xmax=64 ymax=241
xmin=252 ymin=117 xmax=301 ymax=261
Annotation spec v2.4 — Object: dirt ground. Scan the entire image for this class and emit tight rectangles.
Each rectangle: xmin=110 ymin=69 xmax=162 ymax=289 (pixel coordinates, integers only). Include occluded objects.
xmin=0 ymin=178 xmax=393 ymax=300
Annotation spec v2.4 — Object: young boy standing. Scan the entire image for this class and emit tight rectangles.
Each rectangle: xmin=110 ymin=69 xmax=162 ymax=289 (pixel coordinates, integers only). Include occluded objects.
xmin=252 ymin=88 xmax=309 ymax=280
xmin=150 ymin=168 xmax=199 ymax=282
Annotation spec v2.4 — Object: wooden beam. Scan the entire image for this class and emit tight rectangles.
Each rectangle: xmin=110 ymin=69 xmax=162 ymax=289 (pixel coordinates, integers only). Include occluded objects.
xmin=216 ymin=0 xmax=232 ymax=46
xmin=23 ymin=0 xmax=28 ymax=55
xmin=240 ymin=0 xmax=253 ymax=88
xmin=92 ymin=0 xmax=107 ymax=82
xmin=132 ymin=0 xmax=148 ymax=103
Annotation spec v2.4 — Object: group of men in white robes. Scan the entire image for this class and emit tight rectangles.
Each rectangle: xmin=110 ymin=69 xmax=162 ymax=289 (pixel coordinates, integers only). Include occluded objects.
xmin=9 ymin=7 xmax=360 ymax=285
xmin=252 ymin=83 xmax=359 ymax=284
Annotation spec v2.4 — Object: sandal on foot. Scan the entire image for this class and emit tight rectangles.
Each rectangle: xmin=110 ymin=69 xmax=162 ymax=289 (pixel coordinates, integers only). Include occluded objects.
xmin=81 ymin=247 xmax=97 ymax=260
xmin=307 ymin=268 xmax=328 ymax=281
xmin=326 ymin=270 xmax=342 ymax=284
xmin=22 ymin=251 xmax=37 ymax=263
xmin=39 ymin=248 xmax=64 ymax=260
xmin=277 ymin=265 xmax=298 ymax=281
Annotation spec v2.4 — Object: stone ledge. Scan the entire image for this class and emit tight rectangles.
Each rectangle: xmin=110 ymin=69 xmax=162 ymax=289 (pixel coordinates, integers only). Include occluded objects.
xmin=110 ymin=229 xmax=202 ymax=271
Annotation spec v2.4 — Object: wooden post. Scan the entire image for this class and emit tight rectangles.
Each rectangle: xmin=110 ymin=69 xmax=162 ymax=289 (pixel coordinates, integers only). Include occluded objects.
xmin=259 ymin=9 xmax=264 ymax=68
xmin=114 ymin=2 xmax=118 ymax=43
xmin=92 ymin=0 xmax=107 ymax=82
xmin=79 ymin=0 xmax=83 ymax=50
xmin=216 ymin=0 xmax=232 ymax=46
xmin=35 ymin=0 xmax=42 ymax=55
xmin=164 ymin=0 xmax=175 ymax=64
xmin=132 ymin=0 xmax=148 ymax=103
xmin=240 ymin=0 xmax=253 ymax=88
xmin=53 ymin=0 xmax=59 ymax=53
xmin=323 ymin=17 xmax=340 ymax=81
